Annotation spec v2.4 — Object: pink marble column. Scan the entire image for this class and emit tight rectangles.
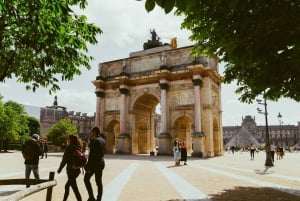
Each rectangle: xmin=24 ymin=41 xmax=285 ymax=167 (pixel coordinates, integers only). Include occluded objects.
xmin=95 ymin=89 xmax=105 ymax=132
xmin=192 ymin=76 xmax=202 ymax=134
xmin=119 ymin=85 xmax=129 ymax=134
xmin=159 ymin=81 xmax=168 ymax=134
xmin=158 ymin=80 xmax=172 ymax=155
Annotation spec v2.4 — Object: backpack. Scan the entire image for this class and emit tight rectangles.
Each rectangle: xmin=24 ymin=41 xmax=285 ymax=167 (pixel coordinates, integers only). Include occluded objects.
xmin=71 ymin=149 xmax=87 ymax=169
xmin=22 ymin=141 xmax=35 ymax=160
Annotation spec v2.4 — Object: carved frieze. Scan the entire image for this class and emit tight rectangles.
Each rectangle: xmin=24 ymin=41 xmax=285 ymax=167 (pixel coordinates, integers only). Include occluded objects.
xmin=105 ymin=98 xmax=120 ymax=111
xmin=170 ymin=90 xmax=194 ymax=107
xmin=105 ymin=91 xmax=120 ymax=98
xmin=169 ymin=83 xmax=193 ymax=91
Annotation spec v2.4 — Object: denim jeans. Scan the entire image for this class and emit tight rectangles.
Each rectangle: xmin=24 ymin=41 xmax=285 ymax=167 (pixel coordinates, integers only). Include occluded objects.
xmin=25 ymin=164 xmax=40 ymax=179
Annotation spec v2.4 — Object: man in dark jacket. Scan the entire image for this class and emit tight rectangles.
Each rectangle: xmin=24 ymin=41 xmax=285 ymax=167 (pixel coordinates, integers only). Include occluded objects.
xmin=22 ymin=134 xmax=42 ymax=186
xmin=84 ymin=127 xmax=105 ymax=201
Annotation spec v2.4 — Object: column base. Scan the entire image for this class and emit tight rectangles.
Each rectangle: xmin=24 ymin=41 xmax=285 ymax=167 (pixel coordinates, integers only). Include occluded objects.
xmin=192 ymin=132 xmax=205 ymax=158
xmin=116 ymin=133 xmax=131 ymax=154
xmin=157 ymin=133 xmax=172 ymax=155
xmin=191 ymin=152 xmax=203 ymax=158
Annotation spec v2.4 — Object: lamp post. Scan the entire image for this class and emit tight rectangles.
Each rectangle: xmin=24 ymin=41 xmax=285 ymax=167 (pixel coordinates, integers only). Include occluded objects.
xmin=256 ymin=98 xmax=273 ymax=167
xmin=277 ymin=112 xmax=283 ymax=146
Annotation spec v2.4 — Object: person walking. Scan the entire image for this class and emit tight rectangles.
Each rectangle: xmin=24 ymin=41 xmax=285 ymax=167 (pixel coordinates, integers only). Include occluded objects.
xmin=173 ymin=138 xmax=181 ymax=166
xmin=270 ymin=143 xmax=275 ymax=162
xmin=180 ymin=138 xmax=187 ymax=165
xmin=57 ymin=135 xmax=83 ymax=201
xmin=22 ymin=134 xmax=42 ymax=187
xmin=250 ymin=144 xmax=255 ymax=160
xmin=84 ymin=127 xmax=106 ymax=201
xmin=40 ymin=140 xmax=48 ymax=159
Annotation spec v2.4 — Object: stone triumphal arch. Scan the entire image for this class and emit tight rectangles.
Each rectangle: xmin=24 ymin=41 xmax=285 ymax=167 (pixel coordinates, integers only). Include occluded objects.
xmin=92 ymin=43 xmax=223 ymax=157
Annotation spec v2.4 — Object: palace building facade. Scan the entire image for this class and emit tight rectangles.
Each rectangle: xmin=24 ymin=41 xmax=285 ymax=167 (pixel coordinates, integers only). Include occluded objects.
xmin=92 ymin=34 xmax=223 ymax=157
xmin=223 ymin=115 xmax=300 ymax=148
xmin=40 ymin=96 xmax=95 ymax=141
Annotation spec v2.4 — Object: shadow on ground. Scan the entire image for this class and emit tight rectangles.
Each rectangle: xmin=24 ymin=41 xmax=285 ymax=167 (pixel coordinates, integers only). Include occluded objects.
xmin=166 ymin=187 xmax=300 ymax=201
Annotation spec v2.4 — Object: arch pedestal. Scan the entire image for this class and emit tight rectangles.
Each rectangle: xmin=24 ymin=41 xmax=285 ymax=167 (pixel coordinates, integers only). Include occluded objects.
xmin=157 ymin=133 xmax=172 ymax=155
xmin=116 ymin=133 xmax=131 ymax=154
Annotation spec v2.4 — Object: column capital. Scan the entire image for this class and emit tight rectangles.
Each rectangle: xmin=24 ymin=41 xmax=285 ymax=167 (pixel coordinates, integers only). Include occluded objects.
xmin=95 ymin=91 xmax=105 ymax=98
xmin=119 ymin=88 xmax=129 ymax=95
xmin=96 ymin=75 xmax=104 ymax=80
xmin=192 ymin=78 xmax=202 ymax=86
xmin=159 ymin=83 xmax=169 ymax=90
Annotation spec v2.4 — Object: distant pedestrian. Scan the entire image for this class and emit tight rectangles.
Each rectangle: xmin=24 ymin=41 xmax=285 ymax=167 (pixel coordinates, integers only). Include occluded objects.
xmin=250 ymin=144 xmax=255 ymax=160
xmin=57 ymin=135 xmax=83 ymax=201
xmin=22 ymin=134 xmax=42 ymax=187
xmin=230 ymin=146 xmax=235 ymax=154
xmin=84 ymin=127 xmax=106 ymax=201
xmin=173 ymin=138 xmax=181 ymax=166
xmin=270 ymin=144 xmax=275 ymax=162
xmin=276 ymin=146 xmax=282 ymax=160
xmin=180 ymin=138 xmax=187 ymax=165
xmin=227 ymin=146 xmax=230 ymax=154
xmin=40 ymin=140 xmax=48 ymax=159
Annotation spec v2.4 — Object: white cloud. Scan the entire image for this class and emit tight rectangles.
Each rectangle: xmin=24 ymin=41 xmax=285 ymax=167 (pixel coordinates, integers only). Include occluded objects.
xmin=0 ymin=0 xmax=299 ymax=127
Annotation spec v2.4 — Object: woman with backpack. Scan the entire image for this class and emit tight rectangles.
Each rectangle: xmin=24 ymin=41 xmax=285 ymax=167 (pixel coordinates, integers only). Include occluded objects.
xmin=57 ymin=135 xmax=83 ymax=201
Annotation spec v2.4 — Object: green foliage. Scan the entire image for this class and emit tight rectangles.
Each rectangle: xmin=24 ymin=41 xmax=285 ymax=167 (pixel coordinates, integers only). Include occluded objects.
xmin=0 ymin=98 xmax=30 ymax=143
xmin=145 ymin=0 xmax=300 ymax=103
xmin=47 ymin=118 xmax=77 ymax=146
xmin=0 ymin=0 xmax=102 ymax=93
xmin=26 ymin=116 xmax=41 ymax=136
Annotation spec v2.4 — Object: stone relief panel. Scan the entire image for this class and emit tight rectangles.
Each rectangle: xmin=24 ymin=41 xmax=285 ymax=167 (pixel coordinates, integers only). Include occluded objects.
xmin=105 ymin=98 xmax=120 ymax=111
xmin=168 ymin=50 xmax=193 ymax=66
xmin=102 ymin=62 xmax=123 ymax=77
xmin=105 ymin=91 xmax=120 ymax=98
xmin=211 ymin=88 xmax=219 ymax=108
xmin=170 ymin=90 xmax=194 ymax=107
xmin=211 ymin=82 xmax=219 ymax=92
xmin=130 ymin=56 xmax=161 ymax=73
xmin=170 ymin=83 xmax=193 ymax=91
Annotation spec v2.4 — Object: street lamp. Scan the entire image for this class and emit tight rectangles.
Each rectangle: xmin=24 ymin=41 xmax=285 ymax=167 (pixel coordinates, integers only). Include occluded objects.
xmin=256 ymin=98 xmax=274 ymax=167
xmin=277 ymin=112 xmax=283 ymax=146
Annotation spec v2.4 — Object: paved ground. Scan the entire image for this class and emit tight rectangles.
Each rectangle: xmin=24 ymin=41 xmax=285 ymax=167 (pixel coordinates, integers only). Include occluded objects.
xmin=0 ymin=150 xmax=300 ymax=201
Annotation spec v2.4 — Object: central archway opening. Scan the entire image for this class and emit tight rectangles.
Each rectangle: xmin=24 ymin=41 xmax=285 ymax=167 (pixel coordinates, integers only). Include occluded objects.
xmin=132 ymin=94 xmax=159 ymax=154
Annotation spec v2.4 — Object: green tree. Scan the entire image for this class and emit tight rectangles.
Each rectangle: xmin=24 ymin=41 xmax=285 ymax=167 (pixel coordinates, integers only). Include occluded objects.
xmin=4 ymin=101 xmax=30 ymax=143
xmin=0 ymin=97 xmax=30 ymax=151
xmin=0 ymin=96 xmax=10 ymax=151
xmin=47 ymin=118 xmax=77 ymax=147
xmin=0 ymin=0 xmax=102 ymax=93
xmin=145 ymin=0 xmax=300 ymax=103
xmin=26 ymin=116 xmax=41 ymax=137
